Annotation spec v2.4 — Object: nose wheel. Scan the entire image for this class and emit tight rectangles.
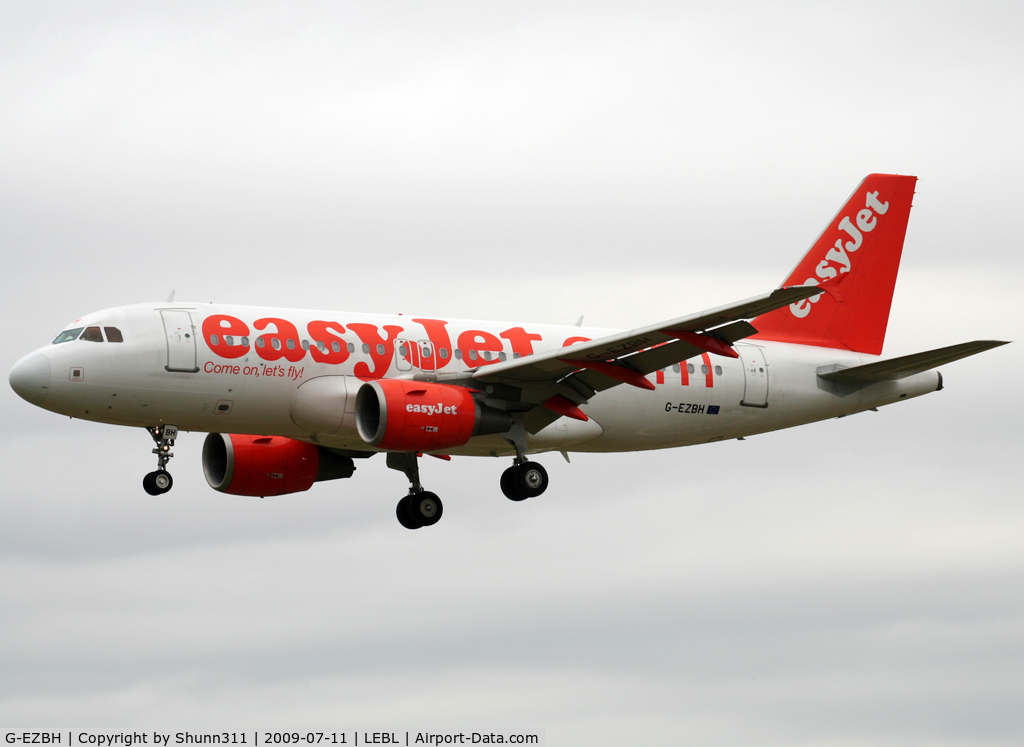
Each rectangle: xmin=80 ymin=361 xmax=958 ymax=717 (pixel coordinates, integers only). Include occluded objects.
xmin=143 ymin=425 xmax=177 ymax=496
xmin=501 ymin=460 xmax=548 ymax=501
xmin=143 ymin=470 xmax=173 ymax=495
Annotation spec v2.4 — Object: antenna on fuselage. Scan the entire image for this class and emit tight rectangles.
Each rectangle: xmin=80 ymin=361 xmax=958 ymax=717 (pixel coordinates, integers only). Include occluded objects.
xmin=166 ymin=290 xmax=176 ymax=303
xmin=574 ymin=315 xmax=584 ymax=327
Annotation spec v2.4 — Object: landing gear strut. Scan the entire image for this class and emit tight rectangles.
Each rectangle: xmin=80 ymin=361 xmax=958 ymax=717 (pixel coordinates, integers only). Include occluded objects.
xmin=143 ymin=425 xmax=177 ymax=496
xmin=387 ymin=452 xmax=443 ymax=530
xmin=500 ymin=416 xmax=549 ymax=501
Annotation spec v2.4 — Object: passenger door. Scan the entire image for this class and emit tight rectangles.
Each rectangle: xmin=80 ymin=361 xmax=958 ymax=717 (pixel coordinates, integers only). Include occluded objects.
xmin=160 ymin=310 xmax=199 ymax=373
xmin=737 ymin=344 xmax=769 ymax=407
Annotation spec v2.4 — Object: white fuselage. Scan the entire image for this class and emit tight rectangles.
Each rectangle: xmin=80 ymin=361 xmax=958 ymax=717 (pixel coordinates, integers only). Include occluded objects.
xmin=17 ymin=302 xmax=940 ymax=457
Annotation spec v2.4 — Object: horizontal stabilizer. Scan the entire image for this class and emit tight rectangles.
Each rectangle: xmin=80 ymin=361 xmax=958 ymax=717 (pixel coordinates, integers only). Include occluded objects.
xmin=817 ymin=340 xmax=1009 ymax=383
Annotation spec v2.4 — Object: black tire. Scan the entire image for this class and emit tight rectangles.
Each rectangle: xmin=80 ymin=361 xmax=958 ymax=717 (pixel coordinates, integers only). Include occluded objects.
xmin=501 ymin=466 xmax=528 ymax=501
xmin=154 ymin=470 xmax=173 ymax=494
xmin=142 ymin=472 xmax=161 ymax=496
xmin=411 ymin=491 xmax=443 ymax=527
xmin=512 ymin=461 xmax=548 ymax=498
xmin=396 ymin=496 xmax=422 ymax=530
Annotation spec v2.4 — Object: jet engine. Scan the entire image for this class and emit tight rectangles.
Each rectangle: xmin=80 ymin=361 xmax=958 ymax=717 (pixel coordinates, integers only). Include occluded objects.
xmin=202 ymin=433 xmax=355 ymax=497
xmin=355 ymin=379 xmax=512 ymax=452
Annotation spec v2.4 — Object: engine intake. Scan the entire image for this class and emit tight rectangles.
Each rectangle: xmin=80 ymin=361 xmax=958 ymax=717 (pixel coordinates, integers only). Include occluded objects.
xmin=355 ymin=379 xmax=512 ymax=451
xmin=203 ymin=433 xmax=355 ymax=497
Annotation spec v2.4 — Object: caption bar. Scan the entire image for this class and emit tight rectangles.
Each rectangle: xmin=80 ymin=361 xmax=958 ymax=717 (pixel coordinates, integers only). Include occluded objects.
xmin=3 ymin=732 xmax=543 ymax=747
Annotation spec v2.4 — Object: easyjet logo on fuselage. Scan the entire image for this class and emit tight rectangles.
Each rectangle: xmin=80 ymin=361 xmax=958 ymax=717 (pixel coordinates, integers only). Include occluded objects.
xmin=789 ymin=190 xmax=890 ymax=318
xmin=199 ymin=315 xmax=581 ymax=381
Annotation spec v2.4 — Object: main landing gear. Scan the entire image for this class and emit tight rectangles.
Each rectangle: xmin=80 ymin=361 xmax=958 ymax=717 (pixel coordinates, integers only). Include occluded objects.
xmin=143 ymin=424 xmax=177 ymax=496
xmin=499 ymin=415 xmax=549 ymax=502
xmin=387 ymin=452 xmax=443 ymax=530
xmin=500 ymin=458 xmax=549 ymax=502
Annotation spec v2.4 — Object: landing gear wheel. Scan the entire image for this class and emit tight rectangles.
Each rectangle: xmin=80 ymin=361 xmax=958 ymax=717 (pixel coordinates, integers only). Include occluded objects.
xmin=396 ymin=496 xmax=421 ymax=530
xmin=396 ymin=492 xmax=444 ymax=529
xmin=512 ymin=461 xmax=548 ymax=499
xmin=411 ymin=491 xmax=443 ymax=527
xmin=501 ymin=467 xmax=528 ymax=501
xmin=154 ymin=470 xmax=173 ymax=494
xmin=143 ymin=470 xmax=173 ymax=495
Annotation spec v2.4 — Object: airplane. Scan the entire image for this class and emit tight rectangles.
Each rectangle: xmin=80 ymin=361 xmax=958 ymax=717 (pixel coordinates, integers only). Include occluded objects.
xmin=8 ymin=174 xmax=1009 ymax=529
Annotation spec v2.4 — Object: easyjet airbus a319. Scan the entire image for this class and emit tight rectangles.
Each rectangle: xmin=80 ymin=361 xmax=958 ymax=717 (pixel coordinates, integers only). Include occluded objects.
xmin=9 ymin=175 xmax=1008 ymax=528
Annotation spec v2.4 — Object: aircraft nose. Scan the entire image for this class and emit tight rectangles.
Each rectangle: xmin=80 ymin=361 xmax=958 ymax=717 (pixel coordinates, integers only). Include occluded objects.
xmin=9 ymin=351 xmax=51 ymax=405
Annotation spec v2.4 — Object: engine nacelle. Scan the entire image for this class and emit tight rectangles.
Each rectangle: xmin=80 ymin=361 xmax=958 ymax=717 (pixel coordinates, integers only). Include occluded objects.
xmin=355 ymin=379 xmax=512 ymax=451
xmin=202 ymin=433 xmax=355 ymax=497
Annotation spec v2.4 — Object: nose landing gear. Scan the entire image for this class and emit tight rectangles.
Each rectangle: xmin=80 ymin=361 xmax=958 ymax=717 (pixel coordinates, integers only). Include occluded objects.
xmin=143 ymin=425 xmax=177 ymax=496
xmin=387 ymin=452 xmax=443 ymax=530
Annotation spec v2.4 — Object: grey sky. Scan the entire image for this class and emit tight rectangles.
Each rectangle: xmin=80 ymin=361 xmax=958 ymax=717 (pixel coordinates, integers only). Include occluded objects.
xmin=1 ymin=2 xmax=1022 ymax=744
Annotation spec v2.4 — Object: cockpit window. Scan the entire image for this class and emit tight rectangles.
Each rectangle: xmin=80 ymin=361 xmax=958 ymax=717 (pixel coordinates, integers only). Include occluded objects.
xmin=80 ymin=326 xmax=103 ymax=342
xmin=104 ymin=327 xmax=124 ymax=343
xmin=52 ymin=328 xmax=84 ymax=344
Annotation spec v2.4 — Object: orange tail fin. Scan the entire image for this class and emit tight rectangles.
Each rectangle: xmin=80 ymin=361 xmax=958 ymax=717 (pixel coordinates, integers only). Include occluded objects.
xmin=752 ymin=174 xmax=917 ymax=355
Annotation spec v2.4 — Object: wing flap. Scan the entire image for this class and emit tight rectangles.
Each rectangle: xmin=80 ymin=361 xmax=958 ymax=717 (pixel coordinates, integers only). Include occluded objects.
xmin=817 ymin=340 xmax=1009 ymax=383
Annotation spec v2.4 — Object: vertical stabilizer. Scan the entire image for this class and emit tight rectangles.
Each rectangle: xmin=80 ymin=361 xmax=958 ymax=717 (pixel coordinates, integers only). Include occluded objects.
xmin=752 ymin=174 xmax=917 ymax=355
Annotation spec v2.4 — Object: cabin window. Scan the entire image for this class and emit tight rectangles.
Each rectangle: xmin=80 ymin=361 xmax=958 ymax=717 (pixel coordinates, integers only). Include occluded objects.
xmin=672 ymin=363 xmax=680 ymax=373
xmin=701 ymin=364 xmax=709 ymax=375
xmin=347 ymin=342 xmax=355 ymax=353
xmin=81 ymin=327 xmax=103 ymax=343
xmin=421 ymin=345 xmax=431 ymax=358
xmin=286 ymin=339 xmax=295 ymax=350
xmin=498 ymin=352 xmax=507 ymax=362
xmin=376 ymin=344 xmax=385 ymax=355
xmin=330 ymin=341 xmax=340 ymax=353
xmin=210 ymin=334 xmax=220 ymax=346
xmin=224 ymin=335 xmax=234 ymax=346
xmin=439 ymin=348 xmax=449 ymax=360
xmin=687 ymin=363 xmax=695 ymax=374
xmin=454 ymin=349 xmax=463 ymax=360
xmin=53 ymin=328 xmax=84 ymax=344
xmin=104 ymin=327 xmax=124 ymax=343
xmin=241 ymin=336 xmax=249 ymax=347
xmin=361 ymin=343 xmax=370 ymax=354
xmin=256 ymin=338 xmax=266 ymax=348
xmin=715 ymin=365 xmax=722 ymax=376
xmin=482 ymin=351 xmax=492 ymax=361
xmin=468 ymin=350 xmax=478 ymax=361
xmin=271 ymin=338 xmax=282 ymax=351
xmin=399 ymin=345 xmax=408 ymax=357
xmin=301 ymin=340 xmax=310 ymax=350
xmin=513 ymin=352 xmax=521 ymax=359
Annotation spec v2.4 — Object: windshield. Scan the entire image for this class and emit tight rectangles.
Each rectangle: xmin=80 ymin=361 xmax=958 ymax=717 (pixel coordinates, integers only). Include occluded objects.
xmin=52 ymin=328 xmax=84 ymax=344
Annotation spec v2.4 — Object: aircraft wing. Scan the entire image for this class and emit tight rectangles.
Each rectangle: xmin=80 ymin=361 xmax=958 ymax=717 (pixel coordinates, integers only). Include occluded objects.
xmin=467 ymin=285 xmax=822 ymax=432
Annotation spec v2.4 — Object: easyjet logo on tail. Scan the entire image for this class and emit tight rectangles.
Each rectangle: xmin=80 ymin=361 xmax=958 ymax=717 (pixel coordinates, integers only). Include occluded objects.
xmin=790 ymin=190 xmax=890 ymax=318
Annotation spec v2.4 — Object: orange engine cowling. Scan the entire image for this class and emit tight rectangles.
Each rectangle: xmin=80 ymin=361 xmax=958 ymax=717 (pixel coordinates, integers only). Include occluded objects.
xmin=355 ymin=379 xmax=512 ymax=452
xmin=202 ymin=433 xmax=355 ymax=497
